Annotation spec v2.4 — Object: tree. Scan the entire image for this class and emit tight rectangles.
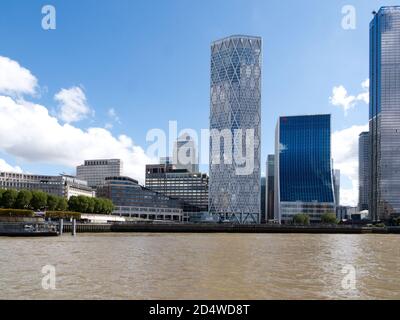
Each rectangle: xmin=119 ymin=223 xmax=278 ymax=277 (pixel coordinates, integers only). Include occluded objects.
xmin=68 ymin=196 xmax=80 ymax=212
xmin=68 ymin=195 xmax=91 ymax=213
xmin=47 ymin=194 xmax=59 ymax=211
xmin=15 ymin=190 xmax=33 ymax=209
xmin=57 ymin=197 xmax=68 ymax=211
xmin=76 ymin=195 xmax=89 ymax=213
xmin=93 ymin=198 xmax=103 ymax=214
xmin=87 ymin=197 xmax=95 ymax=213
xmin=293 ymin=213 xmax=310 ymax=225
xmin=321 ymin=212 xmax=338 ymax=225
xmin=30 ymin=190 xmax=48 ymax=211
xmin=0 ymin=189 xmax=6 ymax=207
xmin=1 ymin=189 xmax=18 ymax=209
xmin=102 ymin=198 xmax=114 ymax=214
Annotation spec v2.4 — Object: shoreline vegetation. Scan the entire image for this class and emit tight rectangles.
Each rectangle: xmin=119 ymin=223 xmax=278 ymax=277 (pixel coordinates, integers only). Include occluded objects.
xmin=0 ymin=189 xmax=113 ymax=216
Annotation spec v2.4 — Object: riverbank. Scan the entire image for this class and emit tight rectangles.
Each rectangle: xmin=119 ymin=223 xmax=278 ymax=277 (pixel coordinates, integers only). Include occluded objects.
xmin=0 ymin=222 xmax=58 ymax=237
xmin=2 ymin=221 xmax=399 ymax=236
xmin=62 ymin=223 xmax=400 ymax=234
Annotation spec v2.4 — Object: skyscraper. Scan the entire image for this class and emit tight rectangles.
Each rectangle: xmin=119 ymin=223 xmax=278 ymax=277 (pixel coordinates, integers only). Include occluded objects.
xmin=173 ymin=133 xmax=199 ymax=173
xmin=358 ymin=131 xmax=369 ymax=212
xmin=370 ymin=7 xmax=400 ymax=221
xmin=275 ymin=115 xmax=336 ymax=224
xmin=266 ymin=155 xmax=275 ymax=222
xmin=260 ymin=176 xmax=266 ymax=224
xmin=209 ymin=35 xmax=262 ymax=224
xmin=333 ymin=169 xmax=340 ymax=207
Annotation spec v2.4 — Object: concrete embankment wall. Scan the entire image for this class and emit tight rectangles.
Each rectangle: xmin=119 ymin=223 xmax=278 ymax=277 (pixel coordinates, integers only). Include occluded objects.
xmin=59 ymin=223 xmax=400 ymax=234
xmin=63 ymin=223 xmax=111 ymax=233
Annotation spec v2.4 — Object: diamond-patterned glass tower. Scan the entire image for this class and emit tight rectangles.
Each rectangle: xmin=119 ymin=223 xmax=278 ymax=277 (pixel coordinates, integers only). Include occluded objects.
xmin=209 ymin=35 xmax=262 ymax=224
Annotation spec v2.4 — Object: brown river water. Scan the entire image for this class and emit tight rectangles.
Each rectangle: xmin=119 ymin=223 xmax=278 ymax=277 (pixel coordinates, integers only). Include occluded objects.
xmin=0 ymin=233 xmax=399 ymax=299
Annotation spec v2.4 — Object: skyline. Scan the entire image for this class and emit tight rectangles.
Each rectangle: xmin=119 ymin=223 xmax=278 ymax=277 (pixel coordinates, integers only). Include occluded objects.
xmin=0 ymin=1 xmax=398 ymax=207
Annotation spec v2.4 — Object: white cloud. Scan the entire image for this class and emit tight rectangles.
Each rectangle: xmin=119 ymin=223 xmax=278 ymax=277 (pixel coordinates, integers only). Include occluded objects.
xmin=0 ymin=56 xmax=38 ymax=96
xmin=0 ymin=95 xmax=154 ymax=183
xmin=0 ymin=56 xmax=155 ymax=183
xmin=0 ymin=158 xmax=23 ymax=173
xmin=332 ymin=123 xmax=369 ymax=207
xmin=55 ymin=86 xmax=94 ymax=123
xmin=330 ymin=79 xmax=369 ymax=115
xmin=107 ymin=108 xmax=120 ymax=123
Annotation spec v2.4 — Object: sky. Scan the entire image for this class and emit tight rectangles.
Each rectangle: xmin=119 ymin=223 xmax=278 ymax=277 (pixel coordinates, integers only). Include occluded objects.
xmin=0 ymin=0 xmax=398 ymax=206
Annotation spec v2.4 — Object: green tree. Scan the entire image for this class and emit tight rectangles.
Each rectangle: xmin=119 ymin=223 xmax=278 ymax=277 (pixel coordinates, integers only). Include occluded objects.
xmin=15 ymin=190 xmax=33 ymax=209
xmin=93 ymin=197 xmax=104 ymax=214
xmin=68 ymin=196 xmax=79 ymax=212
xmin=102 ymin=198 xmax=114 ymax=214
xmin=1 ymin=189 xmax=18 ymax=208
xmin=87 ymin=197 xmax=95 ymax=213
xmin=76 ymin=195 xmax=89 ymax=213
xmin=68 ymin=195 xmax=91 ymax=213
xmin=293 ymin=213 xmax=310 ymax=225
xmin=57 ymin=197 xmax=68 ymax=211
xmin=30 ymin=191 xmax=48 ymax=211
xmin=320 ymin=212 xmax=338 ymax=225
xmin=0 ymin=189 xmax=6 ymax=207
xmin=47 ymin=194 xmax=59 ymax=211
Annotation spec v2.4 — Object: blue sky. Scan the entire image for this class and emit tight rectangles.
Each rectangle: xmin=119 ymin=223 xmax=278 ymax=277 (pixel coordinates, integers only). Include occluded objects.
xmin=0 ymin=0 xmax=398 ymax=205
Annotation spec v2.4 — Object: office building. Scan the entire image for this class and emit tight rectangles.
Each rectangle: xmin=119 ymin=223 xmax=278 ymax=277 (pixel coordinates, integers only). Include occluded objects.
xmin=275 ymin=115 xmax=336 ymax=224
xmin=336 ymin=206 xmax=358 ymax=221
xmin=370 ymin=7 xmax=400 ymax=220
xmin=209 ymin=35 xmax=262 ymax=224
xmin=145 ymin=163 xmax=208 ymax=220
xmin=260 ymin=177 xmax=266 ymax=223
xmin=266 ymin=155 xmax=275 ymax=222
xmin=358 ymin=132 xmax=370 ymax=212
xmin=333 ymin=169 xmax=340 ymax=206
xmin=96 ymin=176 xmax=183 ymax=222
xmin=173 ymin=133 xmax=199 ymax=173
xmin=76 ymin=159 xmax=122 ymax=188
xmin=0 ymin=172 xmax=94 ymax=199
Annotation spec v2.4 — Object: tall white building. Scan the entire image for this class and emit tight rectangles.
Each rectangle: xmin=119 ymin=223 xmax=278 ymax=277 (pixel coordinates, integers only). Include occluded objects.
xmin=76 ymin=159 xmax=122 ymax=188
xmin=209 ymin=35 xmax=262 ymax=224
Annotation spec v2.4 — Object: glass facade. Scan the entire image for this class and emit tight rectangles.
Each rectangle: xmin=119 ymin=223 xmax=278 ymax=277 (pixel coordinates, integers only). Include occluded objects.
xmin=96 ymin=176 xmax=183 ymax=221
xmin=260 ymin=177 xmax=266 ymax=223
xmin=266 ymin=154 xmax=275 ymax=221
xmin=370 ymin=7 xmax=400 ymax=220
xmin=333 ymin=169 xmax=340 ymax=206
xmin=275 ymin=115 xmax=335 ymax=223
xmin=145 ymin=164 xmax=208 ymax=221
xmin=358 ymin=132 xmax=369 ymax=212
xmin=209 ymin=35 xmax=262 ymax=223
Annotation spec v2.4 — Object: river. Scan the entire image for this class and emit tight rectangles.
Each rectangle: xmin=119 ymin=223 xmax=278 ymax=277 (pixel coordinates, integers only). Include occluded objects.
xmin=0 ymin=233 xmax=399 ymax=299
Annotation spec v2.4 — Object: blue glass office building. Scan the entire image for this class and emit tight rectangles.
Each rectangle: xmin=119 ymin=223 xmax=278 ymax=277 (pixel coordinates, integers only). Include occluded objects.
xmin=274 ymin=115 xmax=336 ymax=223
xmin=370 ymin=7 xmax=400 ymax=221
